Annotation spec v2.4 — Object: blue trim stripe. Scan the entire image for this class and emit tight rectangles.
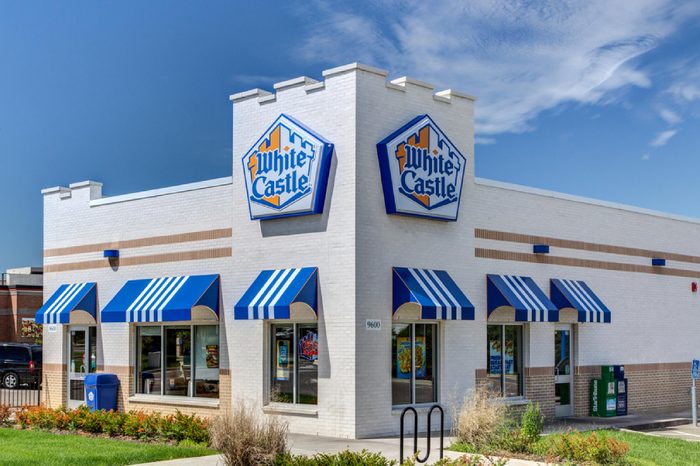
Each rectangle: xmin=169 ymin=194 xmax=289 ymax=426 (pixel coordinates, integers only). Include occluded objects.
xmin=35 ymin=283 xmax=97 ymax=325
xmin=550 ymin=279 xmax=611 ymax=323
xmin=234 ymin=267 xmax=318 ymax=320
xmin=487 ymin=275 xmax=558 ymax=322
xmin=392 ymin=268 xmax=475 ymax=320
xmin=101 ymin=275 xmax=219 ymax=323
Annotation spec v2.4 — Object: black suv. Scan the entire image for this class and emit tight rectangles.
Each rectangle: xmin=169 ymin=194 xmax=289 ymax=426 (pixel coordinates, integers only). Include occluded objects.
xmin=0 ymin=343 xmax=42 ymax=389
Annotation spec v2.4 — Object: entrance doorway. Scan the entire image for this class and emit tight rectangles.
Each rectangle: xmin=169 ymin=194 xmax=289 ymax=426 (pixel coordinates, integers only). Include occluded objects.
xmin=554 ymin=325 xmax=573 ymax=417
xmin=67 ymin=326 xmax=96 ymax=408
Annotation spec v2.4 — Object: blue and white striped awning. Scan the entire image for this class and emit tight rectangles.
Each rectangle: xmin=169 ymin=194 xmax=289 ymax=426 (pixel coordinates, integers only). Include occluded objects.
xmin=393 ymin=268 xmax=475 ymax=320
xmin=234 ymin=267 xmax=318 ymax=320
xmin=35 ymin=283 xmax=97 ymax=325
xmin=487 ymin=275 xmax=558 ymax=322
xmin=102 ymin=275 xmax=220 ymax=323
xmin=550 ymin=279 xmax=611 ymax=323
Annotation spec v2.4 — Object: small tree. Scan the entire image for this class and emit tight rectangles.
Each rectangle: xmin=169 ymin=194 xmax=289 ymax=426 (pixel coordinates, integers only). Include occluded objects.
xmin=21 ymin=320 xmax=42 ymax=345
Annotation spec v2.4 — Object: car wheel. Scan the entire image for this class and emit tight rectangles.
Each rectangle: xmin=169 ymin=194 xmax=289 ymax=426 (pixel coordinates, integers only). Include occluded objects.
xmin=2 ymin=372 xmax=19 ymax=389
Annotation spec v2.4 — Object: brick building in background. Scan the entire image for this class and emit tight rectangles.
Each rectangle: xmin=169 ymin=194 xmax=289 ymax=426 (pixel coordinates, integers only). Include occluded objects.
xmin=0 ymin=267 xmax=43 ymax=342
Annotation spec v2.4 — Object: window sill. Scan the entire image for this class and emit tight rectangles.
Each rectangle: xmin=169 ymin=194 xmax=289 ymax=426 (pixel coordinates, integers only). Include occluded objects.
xmin=391 ymin=403 xmax=441 ymax=414
xmin=490 ymin=397 xmax=530 ymax=406
xmin=129 ymin=394 xmax=220 ymax=409
xmin=263 ymin=403 xmax=318 ymax=417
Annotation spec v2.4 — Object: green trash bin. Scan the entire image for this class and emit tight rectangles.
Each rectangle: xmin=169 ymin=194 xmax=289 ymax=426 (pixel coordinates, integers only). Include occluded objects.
xmin=591 ymin=378 xmax=617 ymax=417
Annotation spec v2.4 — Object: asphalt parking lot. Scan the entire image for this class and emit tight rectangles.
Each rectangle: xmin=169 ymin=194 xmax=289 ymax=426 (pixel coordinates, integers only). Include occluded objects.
xmin=635 ymin=423 xmax=700 ymax=441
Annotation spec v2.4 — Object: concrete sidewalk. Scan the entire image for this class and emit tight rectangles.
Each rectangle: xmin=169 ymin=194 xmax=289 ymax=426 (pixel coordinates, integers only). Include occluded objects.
xmin=135 ymin=432 xmax=542 ymax=465
xmin=136 ymin=410 xmax=697 ymax=465
xmin=544 ymin=409 xmax=693 ymax=434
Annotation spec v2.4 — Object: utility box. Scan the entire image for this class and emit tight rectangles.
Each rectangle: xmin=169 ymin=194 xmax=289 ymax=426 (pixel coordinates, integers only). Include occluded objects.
xmin=616 ymin=378 xmax=628 ymax=416
xmin=84 ymin=373 xmax=120 ymax=411
xmin=591 ymin=378 xmax=617 ymax=417
xmin=613 ymin=365 xmax=625 ymax=381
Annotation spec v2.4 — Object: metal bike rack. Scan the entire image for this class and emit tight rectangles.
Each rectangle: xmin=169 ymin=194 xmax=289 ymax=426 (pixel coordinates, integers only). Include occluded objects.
xmin=399 ymin=404 xmax=444 ymax=464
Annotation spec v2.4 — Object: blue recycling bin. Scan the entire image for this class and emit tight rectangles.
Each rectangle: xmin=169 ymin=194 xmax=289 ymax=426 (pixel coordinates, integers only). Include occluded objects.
xmin=84 ymin=373 xmax=120 ymax=411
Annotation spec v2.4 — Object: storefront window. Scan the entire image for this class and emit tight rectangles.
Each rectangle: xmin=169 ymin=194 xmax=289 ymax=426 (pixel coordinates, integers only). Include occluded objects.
xmin=136 ymin=325 xmax=219 ymax=398
xmin=392 ymin=323 xmax=438 ymax=405
xmin=270 ymin=324 xmax=318 ymax=405
xmin=486 ymin=325 xmax=522 ymax=397
xmin=137 ymin=326 xmax=162 ymax=395
xmin=194 ymin=325 xmax=220 ymax=398
xmin=165 ymin=327 xmax=191 ymax=396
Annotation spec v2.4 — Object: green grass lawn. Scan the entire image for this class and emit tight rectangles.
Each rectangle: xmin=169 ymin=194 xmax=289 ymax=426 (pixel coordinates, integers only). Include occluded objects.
xmin=595 ymin=430 xmax=700 ymax=466
xmin=0 ymin=428 xmax=216 ymax=466
xmin=451 ymin=429 xmax=700 ymax=465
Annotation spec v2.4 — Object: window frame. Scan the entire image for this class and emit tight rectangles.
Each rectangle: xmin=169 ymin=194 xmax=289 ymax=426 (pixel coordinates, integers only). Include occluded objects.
xmin=486 ymin=324 xmax=524 ymax=398
xmin=391 ymin=322 xmax=439 ymax=407
xmin=269 ymin=322 xmax=318 ymax=406
xmin=134 ymin=323 xmax=220 ymax=399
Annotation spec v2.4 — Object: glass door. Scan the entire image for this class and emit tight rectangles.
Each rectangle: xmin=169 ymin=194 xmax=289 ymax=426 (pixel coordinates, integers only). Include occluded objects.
xmin=67 ymin=326 xmax=96 ymax=407
xmin=554 ymin=326 xmax=573 ymax=417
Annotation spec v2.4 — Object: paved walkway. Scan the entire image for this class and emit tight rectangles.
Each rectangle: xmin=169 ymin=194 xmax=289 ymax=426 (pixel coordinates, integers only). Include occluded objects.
xmin=137 ymin=410 xmax=698 ymax=465
xmin=544 ymin=409 xmax=693 ymax=434
xmin=136 ymin=433 xmax=541 ymax=465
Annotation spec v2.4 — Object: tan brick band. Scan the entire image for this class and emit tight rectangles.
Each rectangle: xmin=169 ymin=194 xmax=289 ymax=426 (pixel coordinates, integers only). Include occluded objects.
xmin=44 ymin=247 xmax=233 ymax=273
xmin=45 ymin=228 xmax=233 ymax=257
xmin=475 ymin=248 xmax=700 ymax=279
xmin=524 ymin=366 xmax=554 ymax=377
xmin=475 ymin=228 xmax=700 ymax=265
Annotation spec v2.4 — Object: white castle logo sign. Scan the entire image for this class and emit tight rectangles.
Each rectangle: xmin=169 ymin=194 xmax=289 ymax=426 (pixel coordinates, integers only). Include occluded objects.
xmin=242 ymin=114 xmax=334 ymax=220
xmin=377 ymin=115 xmax=467 ymax=221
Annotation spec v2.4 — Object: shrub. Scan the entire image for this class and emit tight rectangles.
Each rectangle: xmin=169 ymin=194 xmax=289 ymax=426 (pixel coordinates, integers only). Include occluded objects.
xmin=519 ymin=402 xmax=543 ymax=446
xmin=122 ymin=410 xmax=162 ymax=439
xmin=0 ymin=404 xmax=13 ymax=425
xmin=12 ymin=405 xmax=209 ymax=445
xmin=419 ymin=454 xmax=508 ymax=466
xmin=276 ymin=449 xmax=393 ymax=466
xmin=548 ymin=430 xmax=630 ymax=464
xmin=210 ymin=399 xmax=288 ymax=466
xmin=452 ymin=386 xmax=507 ymax=450
xmin=162 ymin=411 xmax=210 ymax=444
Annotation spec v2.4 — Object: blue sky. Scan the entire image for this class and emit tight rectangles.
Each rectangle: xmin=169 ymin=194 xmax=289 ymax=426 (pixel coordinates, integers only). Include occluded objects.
xmin=1 ymin=1 xmax=699 ymax=272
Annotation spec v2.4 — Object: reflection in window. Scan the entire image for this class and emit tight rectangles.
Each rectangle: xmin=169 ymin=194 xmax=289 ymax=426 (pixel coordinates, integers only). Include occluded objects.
xmin=486 ymin=325 xmax=523 ymax=397
xmin=270 ymin=324 xmax=318 ymax=405
xmin=392 ymin=323 xmax=438 ymax=405
xmin=194 ymin=325 xmax=220 ymax=398
xmin=137 ymin=326 xmax=162 ymax=395
xmin=165 ymin=327 xmax=191 ymax=396
xmin=136 ymin=325 xmax=218 ymax=398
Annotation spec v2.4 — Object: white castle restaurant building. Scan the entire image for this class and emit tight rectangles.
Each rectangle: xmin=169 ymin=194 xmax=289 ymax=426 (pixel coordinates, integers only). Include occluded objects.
xmin=37 ymin=63 xmax=699 ymax=438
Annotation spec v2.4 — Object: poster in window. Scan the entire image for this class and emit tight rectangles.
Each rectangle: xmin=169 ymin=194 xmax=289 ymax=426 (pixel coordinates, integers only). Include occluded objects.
xmin=504 ymin=338 xmax=515 ymax=374
xmin=276 ymin=340 xmax=290 ymax=381
xmin=489 ymin=339 xmax=502 ymax=375
xmin=396 ymin=337 xmax=411 ymax=379
xmin=298 ymin=330 xmax=318 ymax=362
xmin=415 ymin=337 xmax=426 ymax=378
xmin=206 ymin=345 xmax=219 ymax=368
xmin=396 ymin=337 xmax=426 ymax=379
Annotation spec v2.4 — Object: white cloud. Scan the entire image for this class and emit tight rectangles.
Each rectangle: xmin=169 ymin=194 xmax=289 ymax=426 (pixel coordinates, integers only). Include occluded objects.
xmin=642 ymin=153 xmax=651 ymax=160
xmin=658 ymin=108 xmax=682 ymax=125
xmin=475 ymin=136 xmax=496 ymax=145
xmin=298 ymin=0 xmax=700 ymax=135
xmin=651 ymin=129 xmax=677 ymax=147
xmin=668 ymin=83 xmax=700 ymax=102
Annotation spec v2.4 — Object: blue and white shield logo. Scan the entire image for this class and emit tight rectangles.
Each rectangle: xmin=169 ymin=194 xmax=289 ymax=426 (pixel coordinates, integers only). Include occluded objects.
xmin=377 ymin=114 xmax=467 ymax=221
xmin=242 ymin=114 xmax=334 ymax=220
